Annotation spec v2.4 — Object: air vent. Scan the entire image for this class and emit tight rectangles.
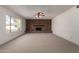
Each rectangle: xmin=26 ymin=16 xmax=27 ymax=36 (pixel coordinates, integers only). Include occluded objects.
xmin=76 ymin=5 xmax=79 ymax=8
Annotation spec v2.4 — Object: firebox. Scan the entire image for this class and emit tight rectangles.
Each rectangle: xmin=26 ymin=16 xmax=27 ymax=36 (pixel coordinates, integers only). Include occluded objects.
xmin=36 ymin=28 xmax=42 ymax=31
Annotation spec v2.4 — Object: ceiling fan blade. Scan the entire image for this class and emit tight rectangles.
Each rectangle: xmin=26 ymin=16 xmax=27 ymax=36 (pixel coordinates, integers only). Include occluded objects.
xmin=76 ymin=5 xmax=79 ymax=8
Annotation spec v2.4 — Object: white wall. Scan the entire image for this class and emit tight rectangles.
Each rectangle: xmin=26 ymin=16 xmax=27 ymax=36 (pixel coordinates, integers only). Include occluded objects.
xmin=0 ymin=6 xmax=26 ymax=45
xmin=53 ymin=6 xmax=79 ymax=45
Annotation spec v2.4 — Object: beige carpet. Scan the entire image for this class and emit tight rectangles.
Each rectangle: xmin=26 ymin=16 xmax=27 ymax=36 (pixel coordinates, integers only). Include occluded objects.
xmin=0 ymin=33 xmax=79 ymax=53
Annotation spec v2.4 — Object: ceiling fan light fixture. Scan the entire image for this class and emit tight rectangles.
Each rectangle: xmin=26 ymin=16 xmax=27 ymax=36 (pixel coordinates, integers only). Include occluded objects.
xmin=35 ymin=11 xmax=45 ymax=19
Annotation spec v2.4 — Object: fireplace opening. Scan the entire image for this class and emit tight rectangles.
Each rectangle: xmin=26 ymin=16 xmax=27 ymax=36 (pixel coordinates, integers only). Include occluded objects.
xmin=36 ymin=28 xmax=42 ymax=31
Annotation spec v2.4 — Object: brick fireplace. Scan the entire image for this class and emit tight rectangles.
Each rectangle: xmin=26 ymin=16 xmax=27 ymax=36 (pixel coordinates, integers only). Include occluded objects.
xmin=26 ymin=19 xmax=52 ymax=33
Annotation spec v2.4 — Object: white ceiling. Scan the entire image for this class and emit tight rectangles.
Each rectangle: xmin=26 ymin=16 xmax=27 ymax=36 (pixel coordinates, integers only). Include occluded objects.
xmin=3 ymin=5 xmax=74 ymax=19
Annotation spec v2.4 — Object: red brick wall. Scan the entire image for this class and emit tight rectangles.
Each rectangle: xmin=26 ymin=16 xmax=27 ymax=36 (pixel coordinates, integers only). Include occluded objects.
xmin=26 ymin=19 xmax=52 ymax=33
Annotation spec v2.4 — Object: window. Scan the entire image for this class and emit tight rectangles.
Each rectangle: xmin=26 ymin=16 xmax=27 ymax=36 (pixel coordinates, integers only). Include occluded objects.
xmin=6 ymin=15 xmax=21 ymax=32
xmin=6 ymin=15 xmax=11 ymax=32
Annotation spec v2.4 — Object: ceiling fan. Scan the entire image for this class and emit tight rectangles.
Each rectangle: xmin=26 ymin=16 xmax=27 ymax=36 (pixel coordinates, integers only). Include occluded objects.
xmin=35 ymin=11 xmax=45 ymax=19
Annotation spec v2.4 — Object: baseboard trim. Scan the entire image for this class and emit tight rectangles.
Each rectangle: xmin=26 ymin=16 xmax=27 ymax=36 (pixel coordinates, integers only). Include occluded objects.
xmin=0 ymin=33 xmax=25 ymax=47
xmin=53 ymin=33 xmax=79 ymax=46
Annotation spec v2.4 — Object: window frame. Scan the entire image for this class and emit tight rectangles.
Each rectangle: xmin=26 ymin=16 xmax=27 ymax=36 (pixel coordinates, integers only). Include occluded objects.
xmin=6 ymin=15 xmax=21 ymax=33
